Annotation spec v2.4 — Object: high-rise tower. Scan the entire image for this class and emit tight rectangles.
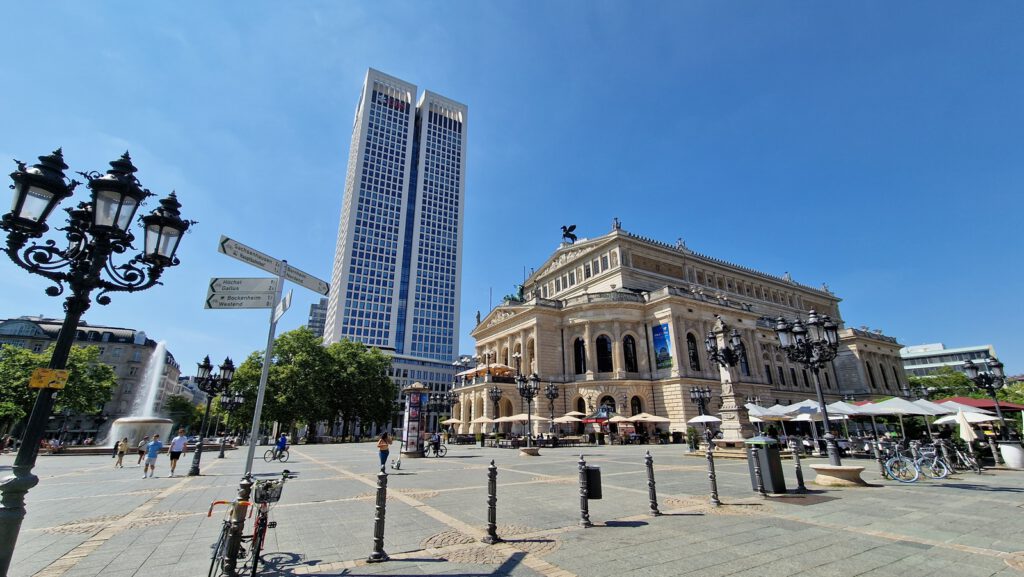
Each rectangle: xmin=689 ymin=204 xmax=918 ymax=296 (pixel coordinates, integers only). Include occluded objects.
xmin=325 ymin=68 xmax=466 ymax=370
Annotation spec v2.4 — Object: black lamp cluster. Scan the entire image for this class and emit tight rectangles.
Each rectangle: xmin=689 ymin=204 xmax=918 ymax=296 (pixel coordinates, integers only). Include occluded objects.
xmin=774 ymin=310 xmax=842 ymax=466
xmin=189 ymin=356 xmax=235 ymax=476
xmin=689 ymin=386 xmax=712 ymax=416
xmin=705 ymin=322 xmax=746 ymax=368
xmin=964 ymin=357 xmax=1011 ymax=440
xmin=0 ymin=149 xmax=193 ymax=573
xmin=512 ymin=352 xmax=540 ymax=449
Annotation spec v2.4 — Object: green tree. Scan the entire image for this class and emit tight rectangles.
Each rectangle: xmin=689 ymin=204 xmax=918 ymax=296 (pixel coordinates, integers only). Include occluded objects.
xmin=910 ymin=366 xmax=982 ymax=400
xmin=162 ymin=394 xmax=202 ymax=431
xmin=0 ymin=344 xmax=117 ymax=431
xmin=227 ymin=328 xmax=396 ymax=440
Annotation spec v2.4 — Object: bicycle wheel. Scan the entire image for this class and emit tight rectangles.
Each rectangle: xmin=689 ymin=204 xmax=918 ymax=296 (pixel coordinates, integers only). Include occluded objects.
xmin=278 ymin=449 xmax=289 ymax=463
xmin=209 ymin=521 xmax=230 ymax=577
xmin=964 ymin=453 xmax=982 ymax=474
xmin=248 ymin=515 xmax=267 ymax=577
xmin=885 ymin=457 xmax=919 ymax=483
xmin=437 ymin=445 xmax=447 ymax=457
xmin=263 ymin=450 xmax=275 ymax=463
xmin=915 ymin=457 xmax=949 ymax=479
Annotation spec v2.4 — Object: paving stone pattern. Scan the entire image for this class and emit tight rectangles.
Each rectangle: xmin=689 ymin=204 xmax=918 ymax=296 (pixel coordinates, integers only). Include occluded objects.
xmin=4 ymin=443 xmax=1024 ymax=576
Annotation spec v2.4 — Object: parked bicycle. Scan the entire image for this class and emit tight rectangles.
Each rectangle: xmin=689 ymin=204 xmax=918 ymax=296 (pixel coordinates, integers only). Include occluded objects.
xmin=207 ymin=470 xmax=298 ymax=577
xmin=911 ymin=441 xmax=950 ymax=480
xmin=880 ymin=441 xmax=919 ymax=483
xmin=263 ymin=447 xmax=290 ymax=463
xmin=424 ymin=442 xmax=447 ymax=457
xmin=936 ymin=438 xmax=982 ymax=474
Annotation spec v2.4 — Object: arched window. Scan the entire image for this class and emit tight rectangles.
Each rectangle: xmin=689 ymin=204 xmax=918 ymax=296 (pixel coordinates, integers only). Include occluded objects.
xmin=880 ymin=363 xmax=889 ymax=389
xmin=576 ymin=397 xmax=586 ymax=413
xmin=596 ymin=335 xmax=613 ymax=373
xmin=891 ymin=365 xmax=901 ymax=390
xmin=630 ymin=396 xmax=642 ymax=416
xmin=600 ymin=396 xmax=616 ymax=412
xmin=791 ymin=368 xmax=799 ymax=388
xmin=739 ymin=348 xmax=750 ymax=377
xmin=623 ymin=335 xmax=638 ymax=373
xmin=686 ymin=334 xmax=701 ymax=372
xmin=824 ymin=371 xmax=831 ymax=389
xmin=573 ymin=338 xmax=587 ymax=374
xmin=866 ymin=362 xmax=877 ymax=389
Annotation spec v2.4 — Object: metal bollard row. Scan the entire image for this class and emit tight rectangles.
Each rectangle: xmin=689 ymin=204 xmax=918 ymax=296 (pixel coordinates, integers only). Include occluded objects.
xmin=790 ymin=438 xmax=807 ymax=492
xmin=481 ymin=459 xmax=501 ymax=544
xmin=751 ymin=446 xmax=768 ymax=498
xmin=645 ymin=451 xmax=661 ymax=516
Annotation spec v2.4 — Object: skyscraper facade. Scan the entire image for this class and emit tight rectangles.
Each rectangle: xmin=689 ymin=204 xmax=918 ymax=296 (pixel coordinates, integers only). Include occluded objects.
xmin=306 ymin=297 xmax=328 ymax=338
xmin=324 ymin=70 xmax=466 ymax=432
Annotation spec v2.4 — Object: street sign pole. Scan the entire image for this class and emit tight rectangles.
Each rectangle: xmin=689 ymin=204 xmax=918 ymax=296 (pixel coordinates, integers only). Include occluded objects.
xmin=244 ymin=259 xmax=285 ymax=477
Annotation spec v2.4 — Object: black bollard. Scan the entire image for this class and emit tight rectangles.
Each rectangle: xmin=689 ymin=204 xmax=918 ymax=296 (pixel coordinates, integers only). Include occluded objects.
xmin=578 ymin=454 xmax=593 ymax=527
xmin=367 ymin=466 xmax=389 ymax=563
xmin=790 ymin=438 xmax=807 ymax=493
xmin=751 ymin=446 xmax=767 ymax=498
xmin=481 ymin=460 xmax=501 ymax=544
xmin=644 ymin=451 xmax=661 ymax=516
xmin=704 ymin=428 xmax=721 ymax=507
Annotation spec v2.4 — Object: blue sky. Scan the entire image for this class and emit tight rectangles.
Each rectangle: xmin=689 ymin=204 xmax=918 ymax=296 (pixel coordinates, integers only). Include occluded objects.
xmin=1 ymin=2 xmax=1022 ymax=376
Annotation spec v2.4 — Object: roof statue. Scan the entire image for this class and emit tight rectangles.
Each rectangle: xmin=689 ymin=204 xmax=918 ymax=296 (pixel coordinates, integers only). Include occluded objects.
xmin=561 ymin=224 xmax=577 ymax=244
xmin=612 ymin=217 xmax=621 ymax=230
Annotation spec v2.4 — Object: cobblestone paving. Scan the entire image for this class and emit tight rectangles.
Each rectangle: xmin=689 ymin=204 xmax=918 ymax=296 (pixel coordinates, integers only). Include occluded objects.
xmin=4 ymin=443 xmax=1024 ymax=576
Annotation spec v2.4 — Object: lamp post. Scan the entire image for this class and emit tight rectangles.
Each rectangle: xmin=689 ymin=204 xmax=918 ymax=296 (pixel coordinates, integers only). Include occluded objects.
xmin=545 ymin=382 xmax=559 ymax=434
xmin=964 ymin=358 xmax=1010 ymax=441
xmin=774 ymin=311 xmax=842 ymax=466
xmin=690 ymin=386 xmax=711 ymax=416
xmin=488 ymin=385 xmax=502 ymax=435
xmin=705 ymin=316 xmax=754 ymax=440
xmin=217 ymin=391 xmax=245 ymax=459
xmin=188 ymin=356 xmax=234 ymax=476
xmin=517 ymin=373 xmax=540 ymax=448
xmin=0 ymin=149 xmax=191 ymax=573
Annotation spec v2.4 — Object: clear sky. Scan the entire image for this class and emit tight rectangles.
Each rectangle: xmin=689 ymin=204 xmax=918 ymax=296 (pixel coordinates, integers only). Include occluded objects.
xmin=1 ymin=2 xmax=1022 ymax=377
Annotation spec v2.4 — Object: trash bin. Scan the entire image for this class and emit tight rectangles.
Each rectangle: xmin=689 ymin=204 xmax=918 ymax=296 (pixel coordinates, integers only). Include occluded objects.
xmin=672 ymin=431 xmax=684 ymax=444
xmin=585 ymin=466 xmax=602 ymax=499
xmin=745 ymin=436 xmax=786 ymax=494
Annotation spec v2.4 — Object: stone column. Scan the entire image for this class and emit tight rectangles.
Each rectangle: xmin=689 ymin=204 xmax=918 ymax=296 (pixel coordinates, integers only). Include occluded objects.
xmin=612 ymin=321 xmax=626 ymax=379
xmin=712 ymin=317 xmax=756 ymax=443
xmin=669 ymin=315 xmax=685 ymax=378
xmin=583 ymin=322 xmax=594 ymax=380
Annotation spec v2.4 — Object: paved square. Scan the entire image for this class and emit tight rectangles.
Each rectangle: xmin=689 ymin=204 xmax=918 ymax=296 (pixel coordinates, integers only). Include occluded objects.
xmin=6 ymin=443 xmax=1024 ymax=576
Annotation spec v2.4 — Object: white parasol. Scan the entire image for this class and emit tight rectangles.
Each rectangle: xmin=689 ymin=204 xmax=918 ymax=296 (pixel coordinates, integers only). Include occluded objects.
xmin=563 ymin=411 xmax=586 ymax=417
xmin=627 ymin=412 xmax=671 ymax=423
xmin=687 ymin=415 xmax=722 ymax=424
xmin=955 ymin=409 xmax=979 ymax=444
xmin=553 ymin=415 xmax=582 ymax=423
xmin=469 ymin=416 xmax=495 ymax=424
xmin=937 ymin=400 xmax=996 ymax=415
xmin=934 ymin=411 xmax=1000 ymax=426
xmin=440 ymin=418 xmax=463 ymax=425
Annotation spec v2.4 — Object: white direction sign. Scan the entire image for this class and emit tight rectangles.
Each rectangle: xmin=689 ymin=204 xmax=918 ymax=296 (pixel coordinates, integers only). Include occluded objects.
xmin=218 ymin=236 xmax=329 ymax=296
xmin=209 ymin=277 xmax=279 ymax=294
xmin=205 ymin=291 xmax=276 ymax=309
xmin=273 ymin=290 xmax=293 ymax=323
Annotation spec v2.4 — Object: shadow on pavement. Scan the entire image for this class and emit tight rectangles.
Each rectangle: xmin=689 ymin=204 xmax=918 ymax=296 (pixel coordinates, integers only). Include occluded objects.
xmin=260 ymin=552 xmax=321 ymax=575
xmin=312 ymin=550 xmax=529 ymax=577
xmin=932 ymin=483 xmax=1024 ymax=493
xmin=602 ymin=520 xmax=649 ymax=528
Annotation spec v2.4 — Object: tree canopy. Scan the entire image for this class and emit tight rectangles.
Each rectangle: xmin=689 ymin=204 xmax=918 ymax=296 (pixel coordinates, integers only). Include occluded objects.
xmin=0 ymin=344 xmax=117 ymax=428
xmin=225 ymin=327 xmax=395 ymax=436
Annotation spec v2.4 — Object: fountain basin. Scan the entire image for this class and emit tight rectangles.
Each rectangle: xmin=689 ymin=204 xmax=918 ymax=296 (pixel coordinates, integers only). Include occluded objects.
xmin=106 ymin=417 xmax=173 ymax=449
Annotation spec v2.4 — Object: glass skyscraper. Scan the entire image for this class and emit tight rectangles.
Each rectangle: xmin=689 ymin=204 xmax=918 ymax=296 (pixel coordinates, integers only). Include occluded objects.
xmin=324 ymin=69 xmax=466 ymax=366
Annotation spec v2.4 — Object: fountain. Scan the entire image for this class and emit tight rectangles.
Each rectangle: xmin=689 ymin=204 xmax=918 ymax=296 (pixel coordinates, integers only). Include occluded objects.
xmin=106 ymin=341 xmax=173 ymax=447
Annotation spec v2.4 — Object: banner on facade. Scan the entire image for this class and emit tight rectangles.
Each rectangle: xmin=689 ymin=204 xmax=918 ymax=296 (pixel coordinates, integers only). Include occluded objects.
xmin=651 ymin=323 xmax=673 ymax=369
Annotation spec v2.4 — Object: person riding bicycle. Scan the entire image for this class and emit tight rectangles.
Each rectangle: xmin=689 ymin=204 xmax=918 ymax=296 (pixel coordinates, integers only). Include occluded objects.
xmin=273 ymin=432 xmax=288 ymax=460
xmin=429 ymin=432 xmax=441 ymax=456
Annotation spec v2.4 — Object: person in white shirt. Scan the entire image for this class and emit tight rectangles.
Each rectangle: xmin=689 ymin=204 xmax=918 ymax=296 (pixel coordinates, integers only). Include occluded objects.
xmin=167 ymin=428 xmax=189 ymax=477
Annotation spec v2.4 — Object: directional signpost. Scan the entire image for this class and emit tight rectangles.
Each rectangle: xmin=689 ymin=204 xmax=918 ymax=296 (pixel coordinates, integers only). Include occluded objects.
xmin=211 ymin=235 xmax=330 ymax=478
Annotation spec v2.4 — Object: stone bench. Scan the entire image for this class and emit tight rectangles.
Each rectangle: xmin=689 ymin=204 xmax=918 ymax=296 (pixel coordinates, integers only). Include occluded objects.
xmin=810 ymin=464 xmax=867 ymax=487
xmin=519 ymin=447 xmax=541 ymax=457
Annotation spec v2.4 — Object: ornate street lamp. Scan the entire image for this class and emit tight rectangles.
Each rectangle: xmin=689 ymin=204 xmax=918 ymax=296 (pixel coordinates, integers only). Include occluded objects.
xmin=774 ymin=310 xmax=842 ymax=466
xmin=189 ymin=356 xmax=235 ymax=476
xmin=488 ymin=385 xmax=502 ymax=434
xmin=964 ymin=358 xmax=1011 ymax=441
xmin=517 ymin=373 xmax=540 ymax=448
xmin=705 ymin=316 xmax=753 ymax=440
xmin=0 ymin=150 xmax=191 ymax=573
xmin=544 ymin=382 xmax=560 ymax=434
xmin=689 ymin=386 xmax=712 ymax=416
xmin=217 ymin=391 xmax=245 ymax=459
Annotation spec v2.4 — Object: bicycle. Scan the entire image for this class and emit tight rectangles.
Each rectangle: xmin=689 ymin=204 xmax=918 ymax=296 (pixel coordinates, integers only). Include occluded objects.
xmin=424 ymin=442 xmax=447 ymax=457
xmin=246 ymin=470 xmax=298 ymax=576
xmin=263 ymin=447 xmax=290 ymax=463
xmin=911 ymin=442 xmax=950 ymax=480
xmin=880 ymin=442 xmax=919 ymax=483
xmin=207 ymin=470 xmax=297 ymax=577
xmin=939 ymin=439 xmax=982 ymax=474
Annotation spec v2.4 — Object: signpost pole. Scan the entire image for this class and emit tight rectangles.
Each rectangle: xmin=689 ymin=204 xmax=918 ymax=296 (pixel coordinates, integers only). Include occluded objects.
xmin=243 ymin=260 xmax=286 ymax=476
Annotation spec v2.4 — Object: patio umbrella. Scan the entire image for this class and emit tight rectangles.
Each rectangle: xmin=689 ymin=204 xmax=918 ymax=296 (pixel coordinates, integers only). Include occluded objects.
xmin=628 ymin=413 xmax=671 ymax=423
xmin=937 ymin=401 xmax=996 ymax=415
xmin=608 ymin=415 xmax=631 ymax=423
xmin=553 ymin=415 xmax=582 ymax=423
xmin=955 ymin=410 xmax=978 ymax=456
xmin=440 ymin=418 xmax=463 ymax=425
xmin=687 ymin=415 xmax=722 ymax=425
xmin=861 ymin=397 xmax=934 ymax=439
xmin=754 ymin=405 xmax=793 ymax=439
xmin=506 ymin=413 xmax=550 ymax=421
xmin=563 ymin=411 xmax=586 ymax=417
xmin=934 ymin=412 xmax=1000 ymax=426
xmin=469 ymin=416 xmax=495 ymax=424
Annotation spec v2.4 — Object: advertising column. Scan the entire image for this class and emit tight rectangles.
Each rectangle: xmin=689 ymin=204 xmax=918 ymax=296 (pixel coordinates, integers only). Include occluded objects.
xmin=401 ymin=382 xmax=427 ymax=457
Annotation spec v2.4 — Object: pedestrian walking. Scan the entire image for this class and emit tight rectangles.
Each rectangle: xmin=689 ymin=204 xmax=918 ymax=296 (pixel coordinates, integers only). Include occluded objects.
xmin=376 ymin=432 xmax=392 ymax=466
xmin=142 ymin=434 xmax=164 ymax=479
xmin=136 ymin=435 xmax=149 ymax=465
xmin=115 ymin=437 xmax=128 ymax=468
xmin=167 ymin=428 xmax=189 ymax=477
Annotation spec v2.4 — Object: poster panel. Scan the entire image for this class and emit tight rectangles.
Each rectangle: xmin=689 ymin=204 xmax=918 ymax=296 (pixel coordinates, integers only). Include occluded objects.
xmin=651 ymin=323 xmax=674 ymax=369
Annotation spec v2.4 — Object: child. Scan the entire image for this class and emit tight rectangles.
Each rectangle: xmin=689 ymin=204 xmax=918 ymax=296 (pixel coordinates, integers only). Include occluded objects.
xmin=115 ymin=437 xmax=128 ymax=468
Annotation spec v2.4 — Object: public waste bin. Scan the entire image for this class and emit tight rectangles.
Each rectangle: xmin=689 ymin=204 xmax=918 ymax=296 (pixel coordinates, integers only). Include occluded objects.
xmin=745 ymin=436 xmax=786 ymax=494
xmin=585 ymin=466 xmax=602 ymax=499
